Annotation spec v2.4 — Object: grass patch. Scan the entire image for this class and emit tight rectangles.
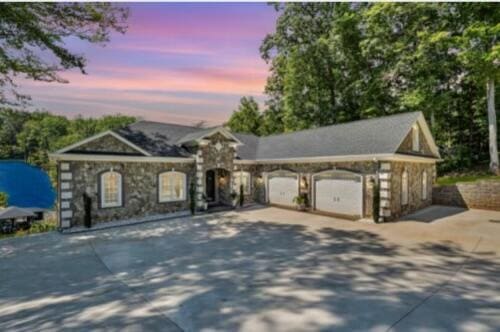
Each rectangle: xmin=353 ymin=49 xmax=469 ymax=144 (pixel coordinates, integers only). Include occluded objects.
xmin=0 ymin=219 xmax=57 ymax=240
xmin=436 ymin=174 xmax=500 ymax=186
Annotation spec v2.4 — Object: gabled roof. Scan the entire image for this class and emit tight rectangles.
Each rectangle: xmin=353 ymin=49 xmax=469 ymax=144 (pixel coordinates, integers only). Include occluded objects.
xmin=177 ymin=127 xmax=242 ymax=145
xmin=237 ymin=111 xmax=436 ymax=160
xmin=56 ymin=130 xmax=151 ymax=156
xmin=54 ymin=111 xmax=439 ymax=161
xmin=115 ymin=121 xmax=200 ymax=157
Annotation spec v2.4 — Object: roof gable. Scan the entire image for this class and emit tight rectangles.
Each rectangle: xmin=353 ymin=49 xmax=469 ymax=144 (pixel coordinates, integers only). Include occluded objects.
xmin=57 ymin=131 xmax=151 ymax=156
xmin=236 ymin=112 xmax=435 ymax=160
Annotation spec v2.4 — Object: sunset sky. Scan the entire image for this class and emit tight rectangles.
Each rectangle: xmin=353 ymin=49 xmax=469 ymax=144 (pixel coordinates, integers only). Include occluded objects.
xmin=21 ymin=3 xmax=277 ymax=126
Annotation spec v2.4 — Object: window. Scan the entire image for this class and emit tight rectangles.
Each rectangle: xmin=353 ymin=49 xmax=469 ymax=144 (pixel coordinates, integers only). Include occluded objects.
xmin=233 ymin=171 xmax=251 ymax=195
xmin=401 ymin=169 xmax=409 ymax=205
xmin=422 ymin=171 xmax=428 ymax=200
xmin=159 ymin=171 xmax=186 ymax=202
xmin=412 ymin=124 xmax=420 ymax=152
xmin=100 ymin=171 xmax=122 ymax=208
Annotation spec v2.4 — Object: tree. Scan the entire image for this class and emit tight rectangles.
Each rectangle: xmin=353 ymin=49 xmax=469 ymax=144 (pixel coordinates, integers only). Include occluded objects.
xmin=0 ymin=192 xmax=8 ymax=208
xmin=451 ymin=3 xmax=499 ymax=174
xmin=260 ymin=3 xmax=369 ymax=132
xmin=227 ymin=97 xmax=262 ymax=135
xmin=0 ymin=3 xmax=128 ymax=104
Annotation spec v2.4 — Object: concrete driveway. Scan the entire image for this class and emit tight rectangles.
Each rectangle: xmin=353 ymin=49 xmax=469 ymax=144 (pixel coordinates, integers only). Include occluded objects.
xmin=1 ymin=206 xmax=500 ymax=332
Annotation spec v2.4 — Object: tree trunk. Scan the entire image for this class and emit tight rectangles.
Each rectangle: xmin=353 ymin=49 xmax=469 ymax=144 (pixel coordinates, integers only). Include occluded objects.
xmin=487 ymin=78 xmax=499 ymax=174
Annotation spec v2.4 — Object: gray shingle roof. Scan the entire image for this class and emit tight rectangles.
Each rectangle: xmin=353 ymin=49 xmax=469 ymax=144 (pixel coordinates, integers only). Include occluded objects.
xmin=115 ymin=121 xmax=201 ymax=157
xmin=248 ymin=112 xmax=423 ymax=160
xmin=115 ymin=112 xmax=426 ymax=160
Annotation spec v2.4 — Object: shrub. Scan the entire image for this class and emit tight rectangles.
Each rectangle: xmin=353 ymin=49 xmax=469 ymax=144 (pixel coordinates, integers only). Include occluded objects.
xmin=0 ymin=192 xmax=8 ymax=208
xmin=372 ymin=180 xmax=380 ymax=223
xmin=239 ymin=184 xmax=244 ymax=207
xmin=189 ymin=179 xmax=196 ymax=215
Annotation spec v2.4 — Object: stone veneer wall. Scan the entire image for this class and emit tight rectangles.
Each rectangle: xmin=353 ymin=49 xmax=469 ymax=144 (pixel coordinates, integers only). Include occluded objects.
xmin=389 ymin=161 xmax=434 ymax=220
xmin=433 ymin=181 xmax=500 ymax=211
xmin=238 ymin=161 xmax=378 ymax=218
xmin=397 ymin=124 xmax=434 ymax=157
xmin=195 ymin=133 xmax=236 ymax=208
xmin=70 ymin=134 xmax=142 ymax=155
xmin=57 ymin=160 xmax=195 ymax=227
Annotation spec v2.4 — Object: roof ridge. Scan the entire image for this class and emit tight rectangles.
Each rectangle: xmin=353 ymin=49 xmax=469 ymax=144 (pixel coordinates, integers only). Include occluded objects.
xmin=129 ymin=120 xmax=200 ymax=129
xmin=260 ymin=111 xmax=422 ymax=139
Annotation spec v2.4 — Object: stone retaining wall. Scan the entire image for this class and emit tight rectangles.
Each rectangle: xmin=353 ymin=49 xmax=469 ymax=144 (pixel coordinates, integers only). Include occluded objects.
xmin=433 ymin=181 xmax=500 ymax=211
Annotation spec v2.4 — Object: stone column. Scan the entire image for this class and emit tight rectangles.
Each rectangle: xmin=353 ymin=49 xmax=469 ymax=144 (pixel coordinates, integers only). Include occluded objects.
xmin=59 ymin=162 xmax=73 ymax=228
xmin=195 ymin=149 xmax=205 ymax=209
xmin=379 ymin=162 xmax=392 ymax=222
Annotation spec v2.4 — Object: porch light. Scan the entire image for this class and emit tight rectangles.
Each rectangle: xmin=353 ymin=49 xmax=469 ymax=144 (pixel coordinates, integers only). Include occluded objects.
xmin=300 ymin=176 xmax=308 ymax=190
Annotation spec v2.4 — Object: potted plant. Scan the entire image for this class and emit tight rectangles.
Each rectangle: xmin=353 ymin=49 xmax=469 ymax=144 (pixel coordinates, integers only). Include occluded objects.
xmin=293 ymin=194 xmax=308 ymax=211
xmin=230 ymin=191 xmax=238 ymax=207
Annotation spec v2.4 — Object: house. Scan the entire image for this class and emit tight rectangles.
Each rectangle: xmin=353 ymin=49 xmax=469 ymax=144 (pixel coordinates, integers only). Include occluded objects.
xmin=49 ymin=111 xmax=440 ymax=229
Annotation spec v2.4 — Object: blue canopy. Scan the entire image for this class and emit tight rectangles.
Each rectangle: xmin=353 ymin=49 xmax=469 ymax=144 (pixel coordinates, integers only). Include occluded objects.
xmin=0 ymin=161 xmax=56 ymax=209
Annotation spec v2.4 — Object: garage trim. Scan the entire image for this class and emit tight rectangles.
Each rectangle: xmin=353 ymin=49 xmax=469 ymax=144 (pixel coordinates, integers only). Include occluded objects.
xmin=312 ymin=169 xmax=364 ymax=219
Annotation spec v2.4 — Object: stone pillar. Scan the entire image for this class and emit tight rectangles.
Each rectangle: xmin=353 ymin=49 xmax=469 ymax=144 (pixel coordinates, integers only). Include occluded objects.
xmin=195 ymin=149 xmax=205 ymax=209
xmin=59 ymin=162 xmax=73 ymax=228
xmin=379 ymin=162 xmax=392 ymax=222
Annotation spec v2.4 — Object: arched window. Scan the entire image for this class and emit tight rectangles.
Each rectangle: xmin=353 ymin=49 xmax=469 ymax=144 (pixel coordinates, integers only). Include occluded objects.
xmin=401 ymin=169 xmax=409 ymax=206
xmin=159 ymin=171 xmax=186 ymax=202
xmin=100 ymin=171 xmax=122 ymax=208
xmin=422 ymin=170 xmax=428 ymax=200
xmin=412 ymin=124 xmax=420 ymax=151
xmin=233 ymin=171 xmax=251 ymax=195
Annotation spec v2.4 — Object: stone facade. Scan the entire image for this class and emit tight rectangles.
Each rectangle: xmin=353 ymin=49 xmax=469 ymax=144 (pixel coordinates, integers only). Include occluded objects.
xmin=56 ymin=128 xmax=439 ymax=228
xmin=71 ymin=134 xmax=142 ymax=155
xmin=433 ymin=181 xmax=500 ymax=211
xmin=389 ymin=161 xmax=434 ymax=219
xmin=58 ymin=160 xmax=195 ymax=227
xmin=195 ymin=133 xmax=236 ymax=208
xmin=397 ymin=124 xmax=434 ymax=157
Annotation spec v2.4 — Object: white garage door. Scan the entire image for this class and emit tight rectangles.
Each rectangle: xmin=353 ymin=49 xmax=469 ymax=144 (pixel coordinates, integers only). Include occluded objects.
xmin=314 ymin=171 xmax=363 ymax=217
xmin=268 ymin=172 xmax=298 ymax=207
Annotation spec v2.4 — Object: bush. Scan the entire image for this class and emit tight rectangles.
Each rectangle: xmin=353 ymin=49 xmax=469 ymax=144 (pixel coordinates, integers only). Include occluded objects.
xmin=239 ymin=184 xmax=244 ymax=207
xmin=0 ymin=192 xmax=8 ymax=208
xmin=372 ymin=180 xmax=380 ymax=223
xmin=189 ymin=179 xmax=196 ymax=215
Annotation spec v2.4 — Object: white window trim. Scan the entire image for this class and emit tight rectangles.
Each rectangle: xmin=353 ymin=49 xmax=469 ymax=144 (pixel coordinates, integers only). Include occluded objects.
xmin=412 ymin=124 xmax=420 ymax=152
xmin=422 ymin=170 xmax=428 ymax=200
xmin=158 ymin=171 xmax=187 ymax=203
xmin=100 ymin=171 xmax=123 ymax=208
xmin=233 ymin=171 xmax=252 ymax=195
xmin=401 ymin=169 xmax=409 ymax=206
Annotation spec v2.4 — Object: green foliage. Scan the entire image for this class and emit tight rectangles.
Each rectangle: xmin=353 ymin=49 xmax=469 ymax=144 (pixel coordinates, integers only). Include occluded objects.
xmin=0 ymin=108 xmax=136 ymax=173
xmin=227 ymin=97 xmax=262 ymax=135
xmin=372 ymin=180 xmax=380 ymax=223
xmin=0 ymin=219 xmax=57 ymax=240
xmin=239 ymin=184 xmax=244 ymax=207
xmin=292 ymin=194 xmax=308 ymax=206
xmin=436 ymin=174 xmax=500 ymax=187
xmin=0 ymin=3 xmax=128 ymax=105
xmin=0 ymin=192 xmax=8 ymax=207
xmin=232 ymin=2 xmax=500 ymax=174
xmin=189 ymin=178 xmax=196 ymax=215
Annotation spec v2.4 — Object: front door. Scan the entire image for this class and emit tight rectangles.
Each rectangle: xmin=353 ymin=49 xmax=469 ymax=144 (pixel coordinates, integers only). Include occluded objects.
xmin=205 ymin=170 xmax=216 ymax=202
